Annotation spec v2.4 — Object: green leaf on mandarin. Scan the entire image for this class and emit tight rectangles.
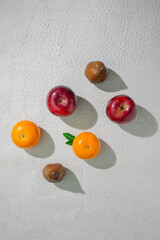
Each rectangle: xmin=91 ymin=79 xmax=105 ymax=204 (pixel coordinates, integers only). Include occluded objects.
xmin=63 ymin=133 xmax=75 ymax=141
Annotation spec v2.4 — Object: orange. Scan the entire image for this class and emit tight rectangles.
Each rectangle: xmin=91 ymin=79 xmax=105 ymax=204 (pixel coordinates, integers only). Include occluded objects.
xmin=11 ymin=120 xmax=40 ymax=149
xmin=72 ymin=132 xmax=101 ymax=160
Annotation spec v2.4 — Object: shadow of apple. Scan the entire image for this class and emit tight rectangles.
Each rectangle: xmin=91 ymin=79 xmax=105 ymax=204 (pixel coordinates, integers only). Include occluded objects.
xmin=61 ymin=96 xmax=98 ymax=130
xmin=119 ymin=105 xmax=158 ymax=137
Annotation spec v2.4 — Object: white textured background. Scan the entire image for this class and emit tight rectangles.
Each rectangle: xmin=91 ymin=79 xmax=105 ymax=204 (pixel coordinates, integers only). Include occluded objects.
xmin=0 ymin=0 xmax=160 ymax=239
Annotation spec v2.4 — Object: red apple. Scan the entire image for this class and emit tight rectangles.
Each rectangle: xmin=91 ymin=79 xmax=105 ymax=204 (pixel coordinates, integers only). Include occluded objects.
xmin=47 ymin=86 xmax=77 ymax=117
xmin=106 ymin=95 xmax=136 ymax=124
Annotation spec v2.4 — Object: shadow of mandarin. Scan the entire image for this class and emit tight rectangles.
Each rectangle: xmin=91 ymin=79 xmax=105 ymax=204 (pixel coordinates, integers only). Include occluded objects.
xmin=25 ymin=128 xmax=55 ymax=158
xmin=85 ymin=139 xmax=116 ymax=169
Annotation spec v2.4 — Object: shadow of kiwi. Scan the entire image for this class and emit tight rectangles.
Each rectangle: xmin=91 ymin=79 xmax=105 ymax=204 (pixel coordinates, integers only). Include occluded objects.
xmin=55 ymin=168 xmax=85 ymax=194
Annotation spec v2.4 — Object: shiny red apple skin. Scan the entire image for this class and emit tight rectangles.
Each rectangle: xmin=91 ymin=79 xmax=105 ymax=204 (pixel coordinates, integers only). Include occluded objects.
xmin=106 ymin=95 xmax=136 ymax=124
xmin=47 ymin=86 xmax=77 ymax=117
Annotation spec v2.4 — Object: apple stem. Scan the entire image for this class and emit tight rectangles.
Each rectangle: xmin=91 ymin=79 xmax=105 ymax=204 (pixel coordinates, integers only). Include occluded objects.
xmin=119 ymin=104 xmax=125 ymax=111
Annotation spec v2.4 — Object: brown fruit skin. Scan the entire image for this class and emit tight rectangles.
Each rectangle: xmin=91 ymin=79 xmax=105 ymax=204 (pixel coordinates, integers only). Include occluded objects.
xmin=85 ymin=61 xmax=108 ymax=83
xmin=43 ymin=163 xmax=66 ymax=183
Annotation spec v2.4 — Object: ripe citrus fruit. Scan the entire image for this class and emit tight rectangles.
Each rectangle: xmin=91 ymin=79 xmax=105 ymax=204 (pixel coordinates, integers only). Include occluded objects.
xmin=11 ymin=120 xmax=40 ymax=148
xmin=63 ymin=132 xmax=101 ymax=160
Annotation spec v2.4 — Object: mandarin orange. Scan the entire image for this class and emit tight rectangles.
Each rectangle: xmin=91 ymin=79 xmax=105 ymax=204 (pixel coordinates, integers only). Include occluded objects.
xmin=11 ymin=120 xmax=40 ymax=148
xmin=63 ymin=132 xmax=101 ymax=160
